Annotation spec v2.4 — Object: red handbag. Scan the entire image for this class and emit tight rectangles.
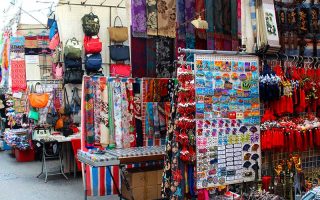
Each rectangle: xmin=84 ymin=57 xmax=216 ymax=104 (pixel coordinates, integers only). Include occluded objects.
xmin=84 ymin=36 xmax=102 ymax=54
xmin=110 ymin=64 xmax=131 ymax=77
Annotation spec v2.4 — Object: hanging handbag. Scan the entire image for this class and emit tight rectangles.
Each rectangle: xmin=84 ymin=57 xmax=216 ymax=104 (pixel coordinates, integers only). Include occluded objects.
xmin=63 ymin=88 xmax=71 ymax=116
xmin=84 ymin=36 xmax=102 ymax=54
xmin=64 ymin=57 xmax=82 ymax=69
xmin=64 ymin=69 xmax=84 ymax=84
xmin=55 ymin=114 xmax=64 ymax=130
xmin=108 ymin=16 xmax=128 ymax=43
xmin=85 ymin=53 xmax=102 ymax=71
xmin=28 ymin=108 xmax=39 ymax=121
xmin=49 ymin=33 xmax=60 ymax=50
xmin=71 ymin=87 xmax=81 ymax=114
xmin=109 ymin=45 xmax=130 ymax=61
xmin=46 ymin=100 xmax=59 ymax=125
xmin=28 ymin=83 xmax=50 ymax=108
xmin=110 ymin=64 xmax=131 ymax=77
xmin=81 ymin=12 xmax=100 ymax=36
xmin=52 ymin=44 xmax=62 ymax=63
xmin=64 ymin=37 xmax=82 ymax=59
xmin=54 ymin=63 xmax=63 ymax=79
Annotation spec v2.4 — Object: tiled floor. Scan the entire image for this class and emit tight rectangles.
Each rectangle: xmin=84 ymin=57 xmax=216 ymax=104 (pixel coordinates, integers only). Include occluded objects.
xmin=0 ymin=151 xmax=118 ymax=200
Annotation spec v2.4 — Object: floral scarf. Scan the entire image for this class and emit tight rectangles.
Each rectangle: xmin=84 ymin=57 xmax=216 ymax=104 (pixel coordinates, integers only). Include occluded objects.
xmin=11 ymin=59 xmax=27 ymax=92
xmin=121 ymin=82 xmax=130 ymax=148
xmin=157 ymin=0 xmax=176 ymax=38
xmin=156 ymin=37 xmax=175 ymax=78
xmin=177 ymin=0 xmax=186 ymax=39
xmin=126 ymin=80 xmax=136 ymax=147
xmin=147 ymin=0 xmax=158 ymax=36
xmin=146 ymin=38 xmax=157 ymax=77
xmin=131 ymin=0 xmax=147 ymax=37
xmin=94 ymin=77 xmax=102 ymax=145
xmin=99 ymin=77 xmax=109 ymax=147
xmin=113 ymin=80 xmax=123 ymax=148
xmin=108 ymin=80 xmax=115 ymax=146
xmin=84 ymin=76 xmax=95 ymax=148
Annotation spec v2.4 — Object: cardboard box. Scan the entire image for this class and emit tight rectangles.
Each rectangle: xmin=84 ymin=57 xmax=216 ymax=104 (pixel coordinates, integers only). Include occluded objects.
xmin=146 ymin=186 xmax=158 ymax=200
xmin=157 ymin=170 xmax=163 ymax=185
xmin=145 ymin=171 xmax=158 ymax=186
xmin=122 ymin=186 xmax=145 ymax=200
xmin=127 ymin=171 xmax=145 ymax=188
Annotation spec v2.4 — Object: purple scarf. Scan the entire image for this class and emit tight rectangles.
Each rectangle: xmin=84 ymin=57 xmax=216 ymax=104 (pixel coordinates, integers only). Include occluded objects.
xmin=131 ymin=0 xmax=147 ymax=37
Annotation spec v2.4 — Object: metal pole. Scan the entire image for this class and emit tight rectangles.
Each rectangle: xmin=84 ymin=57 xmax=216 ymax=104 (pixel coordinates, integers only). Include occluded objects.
xmin=177 ymin=47 xmax=250 ymax=56
xmin=58 ymin=2 xmax=126 ymax=9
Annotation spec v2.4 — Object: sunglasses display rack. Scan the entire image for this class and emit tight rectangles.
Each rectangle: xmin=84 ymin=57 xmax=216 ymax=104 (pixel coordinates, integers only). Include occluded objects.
xmin=194 ymin=54 xmax=261 ymax=189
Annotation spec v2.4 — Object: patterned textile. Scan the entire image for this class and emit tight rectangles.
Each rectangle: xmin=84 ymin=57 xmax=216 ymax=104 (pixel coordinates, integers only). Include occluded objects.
xmin=185 ymin=0 xmax=195 ymax=34
xmin=177 ymin=0 xmax=186 ymax=39
xmin=157 ymin=0 xmax=176 ymax=38
xmin=206 ymin=0 xmax=215 ymax=50
xmin=133 ymin=82 xmax=143 ymax=147
xmin=113 ymin=81 xmax=123 ymax=148
xmin=131 ymin=0 xmax=147 ymax=37
xmin=156 ymin=37 xmax=175 ymax=78
xmin=146 ymin=38 xmax=157 ymax=77
xmin=147 ymin=0 xmax=158 ymax=36
xmin=108 ymin=81 xmax=115 ymax=145
xmin=100 ymin=77 xmax=109 ymax=147
xmin=131 ymin=37 xmax=147 ymax=78
xmin=94 ymin=77 xmax=102 ymax=145
xmin=11 ymin=59 xmax=27 ymax=92
xmin=84 ymin=76 xmax=95 ymax=148
xmin=121 ymin=82 xmax=130 ymax=148
xmin=250 ymin=0 xmax=257 ymax=39
xmin=195 ymin=0 xmax=207 ymax=50
xmin=126 ymin=81 xmax=136 ymax=147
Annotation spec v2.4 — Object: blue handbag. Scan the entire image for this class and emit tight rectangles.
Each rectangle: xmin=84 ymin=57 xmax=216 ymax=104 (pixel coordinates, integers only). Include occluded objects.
xmin=64 ymin=57 xmax=82 ymax=69
xmin=49 ymin=21 xmax=58 ymax=40
xmin=85 ymin=53 xmax=102 ymax=71
xmin=109 ymin=45 xmax=130 ymax=61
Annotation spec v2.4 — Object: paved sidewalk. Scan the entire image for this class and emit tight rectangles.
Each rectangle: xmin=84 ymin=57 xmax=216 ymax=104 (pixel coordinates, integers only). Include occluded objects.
xmin=0 ymin=151 xmax=118 ymax=200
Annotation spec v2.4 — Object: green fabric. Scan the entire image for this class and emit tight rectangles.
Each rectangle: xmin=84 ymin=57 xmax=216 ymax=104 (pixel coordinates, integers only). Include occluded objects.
xmin=108 ymin=81 xmax=115 ymax=146
xmin=28 ymin=109 xmax=39 ymax=121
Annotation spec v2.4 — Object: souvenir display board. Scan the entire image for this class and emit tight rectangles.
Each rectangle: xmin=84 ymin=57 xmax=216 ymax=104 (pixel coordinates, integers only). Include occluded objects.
xmin=194 ymin=54 xmax=261 ymax=189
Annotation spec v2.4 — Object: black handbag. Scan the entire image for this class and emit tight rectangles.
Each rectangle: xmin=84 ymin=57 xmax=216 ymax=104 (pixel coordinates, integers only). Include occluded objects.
xmin=61 ymin=127 xmax=73 ymax=137
xmin=64 ymin=69 xmax=84 ymax=84
xmin=64 ymin=57 xmax=82 ymax=69
xmin=109 ymin=45 xmax=130 ymax=61
xmin=63 ymin=88 xmax=71 ymax=116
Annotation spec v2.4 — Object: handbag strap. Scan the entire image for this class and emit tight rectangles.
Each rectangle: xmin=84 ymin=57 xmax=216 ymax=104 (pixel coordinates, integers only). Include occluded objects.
xmin=34 ymin=82 xmax=45 ymax=93
xmin=113 ymin=16 xmax=124 ymax=27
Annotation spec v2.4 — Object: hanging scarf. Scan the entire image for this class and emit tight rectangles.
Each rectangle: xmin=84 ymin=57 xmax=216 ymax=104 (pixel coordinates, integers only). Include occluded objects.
xmin=206 ymin=0 xmax=214 ymax=50
xmin=100 ymin=77 xmax=109 ymax=147
xmin=147 ymin=0 xmax=158 ymax=36
xmin=185 ymin=0 xmax=195 ymax=62
xmin=153 ymin=102 xmax=160 ymax=137
xmin=231 ymin=0 xmax=239 ymax=50
xmin=121 ymin=81 xmax=130 ymax=148
xmin=146 ymin=38 xmax=157 ymax=77
xmin=157 ymin=0 xmax=176 ymax=38
xmin=11 ymin=59 xmax=27 ymax=92
xmin=131 ymin=37 xmax=147 ymax=78
xmin=108 ymin=80 xmax=115 ymax=146
xmin=145 ymin=102 xmax=154 ymax=136
xmin=131 ymin=0 xmax=147 ymax=37
xmin=156 ymin=37 xmax=174 ymax=78
xmin=84 ymin=76 xmax=95 ymax=148
xmin=133 ymin=82 xmax=143 ymax=147
xmin=237 ymin=0 xmax=241 ymax=39
xmin=195 ymin=0 xmax=207 ymax=50
xmin=126 ymin=80 xmax=136 ymax=147
xmin=94 ymin=77 xmax=102 ymax=145
xmin=113 ymin=80 xmax=123 ymax=148
xmin=177 ymin=0 xmax=186 ymax=39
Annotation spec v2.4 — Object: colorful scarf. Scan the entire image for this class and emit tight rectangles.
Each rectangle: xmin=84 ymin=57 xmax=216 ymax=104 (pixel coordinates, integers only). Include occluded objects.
xmin=153 ymin=102 xmax=160 ymax=137
xmin=84 ymin=76 xmax=95 ymax=148
xmin=121 ymin=82 xmax=130 ymax=148
xmin=131 ymin=0 xmax=147 ymax=37
xmin=94 ymin=77 xmax=102 ymax=145
xmin=133 ymin=82 xmax=143 ymax=146
xmin=113 ymin=80 xmax=123 ymax=148
xmin=157 ymin=0 xmax=176 ymax=38
xmin=145 ymin=102 xmax=154 ymax=136
xmin=11 ymin=59 xmax=27 ymax=92
xmin=108 ymin=80 xmax=115 ymax=146
xmin=147 ymin=0 xmax=158 ymax=36
xmin=156 ymin=37 xmax=175 ymax=78
xmin=126 ymin=80 xmax=136 ymax=147
xmin=99 ymin=77 xmax=109 ymax=147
